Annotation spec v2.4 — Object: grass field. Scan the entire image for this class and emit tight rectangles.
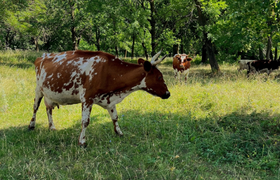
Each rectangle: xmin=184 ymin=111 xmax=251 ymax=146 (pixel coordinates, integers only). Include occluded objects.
xmin=0 ymin=50 xmax=280 ymax=179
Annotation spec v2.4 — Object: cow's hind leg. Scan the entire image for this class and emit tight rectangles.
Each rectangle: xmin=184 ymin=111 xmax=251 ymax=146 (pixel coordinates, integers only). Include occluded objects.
xmin=28 ymin=88 xmax=43 ymax=130
xmin=79 ymin=103 xmax=93 ymax=146
xmin=107 ymin=105 xmax=123 ymax=136
xmin=46 ymin=107 xmax=56 ymax=130
xmin=44 ymin=97 xmax=57 ymax=130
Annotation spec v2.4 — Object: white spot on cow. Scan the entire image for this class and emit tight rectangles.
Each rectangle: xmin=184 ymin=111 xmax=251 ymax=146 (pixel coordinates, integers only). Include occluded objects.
xmin=53 ymin=53 xmax=67 ymax=65
xmin=39 ymin=67 xmax=47 ymax=85
xmin=136 ymin=78 xmax=147 ymax=89
xmin=90 ymin=56 xmax=101 ymax=63
xmin=71 ymin=71 xmax=77 ymax=78
xmin=42 ymin=53 xmax=46 ymax=59
xmin=42 ymin=53 xmax=52 ymax=59
xmin=47 ymin=74 xmax=53 ymax=79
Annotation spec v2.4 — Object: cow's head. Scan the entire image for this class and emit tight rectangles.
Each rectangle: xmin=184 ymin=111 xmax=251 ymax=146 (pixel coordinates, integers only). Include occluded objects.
xmin=174 ymin=54 xmax=192 ymax=69
xmin=138 ymin=51 xmax=170 ymax=99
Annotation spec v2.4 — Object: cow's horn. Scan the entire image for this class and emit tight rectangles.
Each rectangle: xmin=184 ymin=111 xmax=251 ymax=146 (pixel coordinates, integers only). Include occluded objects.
xmin=151 ymin=50 xmax=165 ymax=66
xmin=152 ymin=54 xmax=168 ymax=66
xmin=150 ymin=50 xmax=162 ymax=64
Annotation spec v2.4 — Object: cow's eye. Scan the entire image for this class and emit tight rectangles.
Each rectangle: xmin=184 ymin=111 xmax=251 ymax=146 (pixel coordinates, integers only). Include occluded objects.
xmin=184 ymin=60 xmax=186 ymax=62
xmin=158 ymin=76 xmax=162 ymax=80
xmin=177 ymin=57 xmax=180 ymax=60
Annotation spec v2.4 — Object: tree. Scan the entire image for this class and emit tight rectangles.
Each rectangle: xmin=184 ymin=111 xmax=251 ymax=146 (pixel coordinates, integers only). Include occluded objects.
xmin=193 ymin=0 xmax=226 ymax=73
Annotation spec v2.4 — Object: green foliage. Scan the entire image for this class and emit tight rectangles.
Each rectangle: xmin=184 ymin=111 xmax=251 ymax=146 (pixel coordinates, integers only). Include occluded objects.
xmin=1 ymin=0 xmax=280 ymax=63
xmin=79 ymin=39 xmax=97 ymax=51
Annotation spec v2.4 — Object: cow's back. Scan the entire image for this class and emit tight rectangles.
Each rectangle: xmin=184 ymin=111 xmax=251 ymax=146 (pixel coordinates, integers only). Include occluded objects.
xmin=35 ymin=51 xmax=113 ymax=105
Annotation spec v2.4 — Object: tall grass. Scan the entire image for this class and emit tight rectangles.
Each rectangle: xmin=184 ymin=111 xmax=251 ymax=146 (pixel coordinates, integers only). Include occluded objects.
xmin=0 ymin=51 xmax=280 ymax=179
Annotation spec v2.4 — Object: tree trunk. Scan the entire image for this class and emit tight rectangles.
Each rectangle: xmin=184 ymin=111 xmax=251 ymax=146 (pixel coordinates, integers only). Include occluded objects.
xmin=180 ymin=43 xmax=184 ymax=54
xmin=201 ymin=43 xmax=207 ymax=63
xmin=149 ymin=0 xmax=156 ymax=56
xmin=194 ymin=0 xmax=220 ymax=73
xmin=5 ymin=28 xmax=10 ymax=49
xmin=115 ymin=46 xmax=118 ymax=58
xmin=70 ymin=2 xmax=78 ymax=50
xmin=124 ymin=50 xmax=127 ymax=58
xmin=173 ymin=44 xmax=179 ymax=55
xmin=96 ymin=29 xmax=100 ymax=51
xmin=34 ymin=37 xmax=39 ymax=52
xmin=71 ymin=26 xmax=78 ymax=50
xmin=266 ymin=35 xmax=272 ymax=60
xmin=142 ymin=42 xmax=149 ymax=60
xmin=77 ymin=36 xmax=81 ymax=49
xmin=274 ymin=47 xmax=277 ymax=61
xmin=259 ymin=45 xmax=264 ymax=60
xmin=131 ymin=33 xmax=135 ymax=59
xmin=206 ymin=38 xmax=220 ymax=73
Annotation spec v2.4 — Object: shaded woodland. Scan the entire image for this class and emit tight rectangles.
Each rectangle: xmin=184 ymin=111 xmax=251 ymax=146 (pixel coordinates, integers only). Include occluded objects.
xmin=1 ymin=0 xmax=280 ymax=72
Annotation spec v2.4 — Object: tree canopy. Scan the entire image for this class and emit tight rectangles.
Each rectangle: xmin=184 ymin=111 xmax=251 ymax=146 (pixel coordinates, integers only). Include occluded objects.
xmin=1 ymin=0 xmax=280 ymax=72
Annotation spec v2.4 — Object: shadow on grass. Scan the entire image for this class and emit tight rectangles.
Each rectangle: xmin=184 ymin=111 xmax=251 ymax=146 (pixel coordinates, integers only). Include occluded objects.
xmin=1 ymin=108 xmax=279 ymax=175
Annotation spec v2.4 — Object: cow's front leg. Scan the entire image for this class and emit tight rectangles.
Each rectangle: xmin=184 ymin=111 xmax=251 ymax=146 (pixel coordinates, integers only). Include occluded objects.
xmin=28 ymin=97 xmax=43 ymax=130
xmin=184 ymin=69 xmax=190 ymax=83
xmin=174 ymin=69 xmax=178 ymax=79
xmin=79 ymin=103 xmax=93 ymax=146
xmin=28 ymin=88 xmax=43 ymax=130
xmin=107 ymin=105 xmax=123 ymax=136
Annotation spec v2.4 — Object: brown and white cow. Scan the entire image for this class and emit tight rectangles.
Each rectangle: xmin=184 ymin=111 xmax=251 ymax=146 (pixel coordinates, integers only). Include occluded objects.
xmin=173 ymin=54 xmax=192 ymax=82
xmin=28 ymin=50 xmax=170 ymax=146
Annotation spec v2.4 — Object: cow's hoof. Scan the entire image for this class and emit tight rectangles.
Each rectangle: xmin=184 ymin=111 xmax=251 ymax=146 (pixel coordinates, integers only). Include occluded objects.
xmin=116 ymin=132 xmax=123 ymax=137
xmin=28 ymin=126 xmax=35 ymax=131
xmin=79 ymin=143 xmax=87 ymax=148
xmin=114 ymin=131 xmax=123 ymax=136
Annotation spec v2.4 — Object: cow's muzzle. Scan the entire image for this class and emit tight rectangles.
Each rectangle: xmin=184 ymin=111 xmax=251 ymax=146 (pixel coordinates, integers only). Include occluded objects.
xmin=162 ymin=91 xmax=170 ymax=99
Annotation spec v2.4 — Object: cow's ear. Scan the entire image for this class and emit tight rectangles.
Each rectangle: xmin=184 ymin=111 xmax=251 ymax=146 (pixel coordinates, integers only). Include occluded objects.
xmin=143 ymin=61 xmax=152 ymax=72
xmin=187 ymin=57 xmax=192 ymax=61
xmin=138 ymin=58 xmax=145 ymax=65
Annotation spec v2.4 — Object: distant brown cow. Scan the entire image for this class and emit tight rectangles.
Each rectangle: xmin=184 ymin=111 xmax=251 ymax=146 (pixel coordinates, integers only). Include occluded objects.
xmin=28 ymin=50 xmax=170 ymax=146
xmin=173 ymin=54 xmax=192 ymax=82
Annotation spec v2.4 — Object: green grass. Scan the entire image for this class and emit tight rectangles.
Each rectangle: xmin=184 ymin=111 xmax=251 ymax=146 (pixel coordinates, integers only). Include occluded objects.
xmin=0 ymin=51 xmax=280 ymax=179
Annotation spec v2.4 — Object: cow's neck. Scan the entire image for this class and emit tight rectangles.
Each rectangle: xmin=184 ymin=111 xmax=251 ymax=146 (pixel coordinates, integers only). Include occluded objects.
xmin=108 ymin=61 xmax=146 ymax=93
xmin=95 ymin=61 xmax=146 ymax=108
